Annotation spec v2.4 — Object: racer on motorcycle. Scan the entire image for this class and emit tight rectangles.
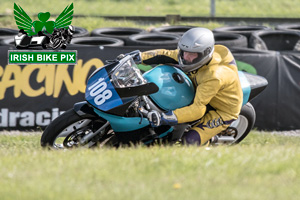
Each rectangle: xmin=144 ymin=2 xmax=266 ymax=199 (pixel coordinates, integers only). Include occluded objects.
xmin=138 ymin=27 xmax=243 ymax=145
xmin=49 ymin=25 xmax=75 ymax=49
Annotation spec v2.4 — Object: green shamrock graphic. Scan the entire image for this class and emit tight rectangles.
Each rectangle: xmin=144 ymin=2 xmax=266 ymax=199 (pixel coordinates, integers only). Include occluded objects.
xmin=32 ymin=12 xmax=55 ymax=34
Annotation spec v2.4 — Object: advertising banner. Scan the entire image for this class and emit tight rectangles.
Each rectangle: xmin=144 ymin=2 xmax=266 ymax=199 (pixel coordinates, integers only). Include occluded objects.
xmin=1 ymin=45 xmax=300 ymax=130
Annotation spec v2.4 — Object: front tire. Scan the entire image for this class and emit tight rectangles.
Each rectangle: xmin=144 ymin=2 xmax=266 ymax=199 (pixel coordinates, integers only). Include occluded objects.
xmin=41 ymin=109 xmax=110 ymax=149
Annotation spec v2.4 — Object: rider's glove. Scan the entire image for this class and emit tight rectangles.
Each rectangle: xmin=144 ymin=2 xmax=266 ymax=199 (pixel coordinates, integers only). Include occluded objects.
xmin=130 ymin=50 xmax=142 ymax=64
xmin=116 ymin=54 xmax=126 ymax=60
xmin=147 ymin=110 xmax=178 ymax=127
xmin=116 ymin=50 xmax=142 ymax=64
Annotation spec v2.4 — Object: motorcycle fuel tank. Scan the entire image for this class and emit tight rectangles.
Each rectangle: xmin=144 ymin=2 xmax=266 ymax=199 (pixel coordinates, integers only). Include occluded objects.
xmin=143 ymin=65 xmax=195 ymax=110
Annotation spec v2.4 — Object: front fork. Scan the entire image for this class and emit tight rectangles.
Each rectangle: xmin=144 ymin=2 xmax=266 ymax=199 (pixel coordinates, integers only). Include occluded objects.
xmin=73 ymin=101 xmax=110 ymax=146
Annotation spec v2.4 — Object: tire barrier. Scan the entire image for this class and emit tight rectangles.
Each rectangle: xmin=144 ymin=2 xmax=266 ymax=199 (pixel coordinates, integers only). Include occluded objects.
xmin=0 ymin=28 xmax=19 ymax=45
xmin=1 ymin=36 xmax=125 ymax=47
xmin=230 ymin=47 xmax=273 ymax=54
xmin=73 ymin=26 xmax=90 ymax=38
xmin=0 ymin=28 xmax=18 ymax=37
xmin=0 ymin=37 xmax=14 ymax=46
xmin=230 ymin=47 xmax=272 ymax=75
xmin=150 ymin=25 xmax=196 ymax=36
xmin=275 ymin=23 xmax=300 ymax=32
xmin=70 ymin=37 xmax=124 ymax=46
xmin=90 ymin=27 xmax=146 ymax=45
xmin=249 ymin=30 xmax=300 ymax=51
xmin=126 ymin=33 xmax=180 ymax=47
xmin=214 ymin=32 xmax=248 ymax=48
xmin=213 ymin=25 xmax=272 ymax=47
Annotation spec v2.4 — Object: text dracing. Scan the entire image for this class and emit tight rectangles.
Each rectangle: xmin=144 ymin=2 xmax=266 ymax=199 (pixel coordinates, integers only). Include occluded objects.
xmin=0 ymin=108 xmax=64 ymax=128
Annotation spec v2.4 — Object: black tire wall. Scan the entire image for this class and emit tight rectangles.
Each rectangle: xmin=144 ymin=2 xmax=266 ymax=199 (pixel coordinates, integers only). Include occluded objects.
xmin=127 ymin=33 xmax=180 ymax=47
xmin=0 ymin=28 xmax=19 ymax=45
xmin=91 ymin=27 xmax=146 ymax=45
xmin=0 ymin=37 xmax=14 ymax=46
xmin=213 ymin=25 xmax=272 ymax=47
xmin=71 ymin=37 xmax=124 ymax=47
xmin=150 ymin=25 xmax=196 ymax=36
xmin=73 ymin=26 xmax=90 ymax=38
xmin=249 ymin=30 xmax=300 ymax=51
xmin=275 ymin=23 xmax=300 ymax=32
xmin=0 ymin=28 xmax=19 ymax=37
xmin=214 ymin=32 xmax=248 ymax=48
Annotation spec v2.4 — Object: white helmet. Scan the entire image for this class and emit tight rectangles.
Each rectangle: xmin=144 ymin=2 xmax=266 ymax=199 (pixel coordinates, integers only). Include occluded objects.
xmin=178 ymin=27 xmax=215 ymax=72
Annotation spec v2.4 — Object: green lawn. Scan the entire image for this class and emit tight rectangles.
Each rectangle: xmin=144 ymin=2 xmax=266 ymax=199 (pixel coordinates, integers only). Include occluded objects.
xmin=1 ymin=0 xmax=300 ymax=31
xmin=0 ymin=131 xmax=299 ymax=200
xmin=2 ymin=0 xmax=300 ymax=17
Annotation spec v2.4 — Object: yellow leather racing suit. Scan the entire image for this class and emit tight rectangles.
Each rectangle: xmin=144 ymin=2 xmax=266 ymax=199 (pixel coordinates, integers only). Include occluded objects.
xmin=141 ymin=45 xmax=243 ymax=145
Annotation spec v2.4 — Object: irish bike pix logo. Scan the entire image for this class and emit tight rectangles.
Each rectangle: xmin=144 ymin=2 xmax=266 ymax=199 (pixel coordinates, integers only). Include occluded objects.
xmin=8 ymin=3 xmax=77 ymax=65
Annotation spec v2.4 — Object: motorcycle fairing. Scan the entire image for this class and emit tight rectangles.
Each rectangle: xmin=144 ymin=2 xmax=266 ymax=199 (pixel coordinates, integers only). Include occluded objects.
xmin=143 ymin=65 xmax=195 ymax=110
xmin=114 ymin=82 xmax=159 ymax=97
xmin=238 ymin=71 xmax=268 ymax=104
xmin=93 ymin=108 xmax=150 ymax=132
xmin=143 ymin=127 xmax=174 ymax=145
xmin=243 ymin=72 xmax=268 ymax=101
xmin=238 ymin=71 xmax=251 ymax=105
xmin=86 ymin=67 xmax=123 ymax=111
xmin=107 ymin=82 xmax=159 ymax=116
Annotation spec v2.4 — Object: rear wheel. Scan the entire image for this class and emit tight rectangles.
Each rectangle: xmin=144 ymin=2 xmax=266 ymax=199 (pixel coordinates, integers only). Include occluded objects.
xmin=41 ymin=109 xmax=113 ymax=149
xmin=231 ymin=102 xmax=256 ymax=144
xmin=212 ymin=102 xmax=256 ymax=145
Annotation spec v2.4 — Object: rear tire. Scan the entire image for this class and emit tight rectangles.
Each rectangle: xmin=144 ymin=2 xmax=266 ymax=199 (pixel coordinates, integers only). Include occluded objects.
xmin=230 ymin=102 xmax=256 ymax=144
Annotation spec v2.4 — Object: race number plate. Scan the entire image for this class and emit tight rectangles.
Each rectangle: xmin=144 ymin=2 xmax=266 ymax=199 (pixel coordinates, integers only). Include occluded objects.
xmin=85 ymin=68 xmax=123 ymax=111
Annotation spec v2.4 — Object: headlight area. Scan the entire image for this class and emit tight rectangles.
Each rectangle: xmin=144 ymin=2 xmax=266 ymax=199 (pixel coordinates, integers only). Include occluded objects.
xmin=111 ymin=56 xmax=147 ymax=88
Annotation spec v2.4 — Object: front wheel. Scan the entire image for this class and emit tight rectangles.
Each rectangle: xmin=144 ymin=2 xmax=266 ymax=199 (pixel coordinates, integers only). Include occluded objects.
xmin=40 ymin=109 xmax=112 ymax=149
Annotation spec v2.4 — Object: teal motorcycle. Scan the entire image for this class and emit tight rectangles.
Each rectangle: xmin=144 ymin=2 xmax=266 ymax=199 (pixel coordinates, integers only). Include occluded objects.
xmin=41 ymin=51 xmax=268 ymax=149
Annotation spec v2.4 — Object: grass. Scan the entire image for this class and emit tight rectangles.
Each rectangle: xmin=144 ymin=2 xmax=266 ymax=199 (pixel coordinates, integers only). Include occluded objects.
xmin=0 ymin=131 xmax=300 ymax=200
xmin=2 ymin=0 xmax=300 ymax=17
xmin=0 ymin=15 xmax=224 ymax=33
xmin=1 ymin=0 xmax=300 ymax=31
xmin=1 ymin=1 xmax=300 ymax=199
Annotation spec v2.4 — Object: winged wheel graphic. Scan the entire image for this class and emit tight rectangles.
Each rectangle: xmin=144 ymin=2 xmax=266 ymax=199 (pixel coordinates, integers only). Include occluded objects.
xmin=14 ymin=3 xmax=74 ymax=36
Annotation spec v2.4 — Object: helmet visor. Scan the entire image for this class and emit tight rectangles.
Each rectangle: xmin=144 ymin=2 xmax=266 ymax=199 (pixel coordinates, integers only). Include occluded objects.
xmin=178 ymin=47 xmax=212 ymax=66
